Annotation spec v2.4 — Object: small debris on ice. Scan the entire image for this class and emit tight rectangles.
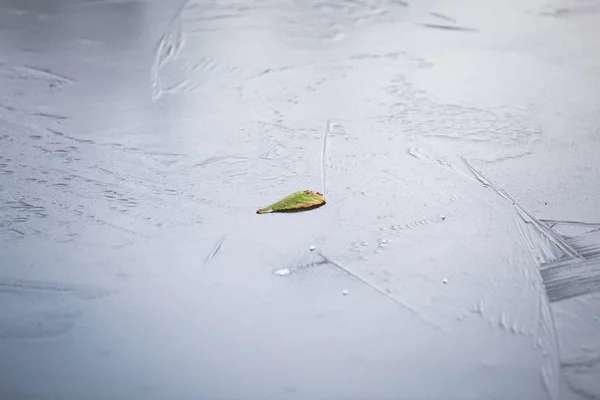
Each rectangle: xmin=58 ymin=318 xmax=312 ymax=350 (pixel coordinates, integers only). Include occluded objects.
xmin=440 ymin=215 xmax=446 ymax=221
xmin=342 ymin=289 xmax=348 ymax=296
xmin=442 ymin=278 xmax=448 ymax=284
xmin=274 ymin=268 xmax=291 ymax=276
xmin=309 ymin=245 xmax=316 ymax=251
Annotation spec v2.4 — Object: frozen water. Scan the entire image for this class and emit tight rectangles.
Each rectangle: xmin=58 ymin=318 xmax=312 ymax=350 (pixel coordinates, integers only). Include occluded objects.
xmin=1 ymin=0 xmax=600 ymax=399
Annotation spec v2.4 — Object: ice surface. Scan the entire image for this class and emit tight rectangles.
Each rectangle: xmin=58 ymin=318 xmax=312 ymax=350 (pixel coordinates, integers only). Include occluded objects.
xmin=1 ymin=0 xmax=599 ymax=399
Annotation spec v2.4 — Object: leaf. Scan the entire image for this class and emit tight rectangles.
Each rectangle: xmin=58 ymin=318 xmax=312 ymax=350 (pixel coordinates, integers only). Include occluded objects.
xmin=256 ymin=190 xmax=326 ymax=214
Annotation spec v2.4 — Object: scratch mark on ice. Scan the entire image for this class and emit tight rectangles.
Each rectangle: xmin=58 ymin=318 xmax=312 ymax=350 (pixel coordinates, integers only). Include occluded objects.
xmin=541 ymin=255 xmax=600 ymax=302
xmin=316 ymin=250 xmax=448 ymax=335
xmin=151 ymin=0 xmax=189 ymax=101
xmin=205 ymin=235 xmax=227 ymax=263
xmin=321 ymin=120 xmax=331 ymax=197
xmin=462 ymin=158 xmax=583 ymax=259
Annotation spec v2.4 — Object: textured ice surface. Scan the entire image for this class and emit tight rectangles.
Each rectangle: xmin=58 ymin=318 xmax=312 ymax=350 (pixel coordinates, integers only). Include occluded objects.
xmin=1 ymin=0 xmax=599 ymax=399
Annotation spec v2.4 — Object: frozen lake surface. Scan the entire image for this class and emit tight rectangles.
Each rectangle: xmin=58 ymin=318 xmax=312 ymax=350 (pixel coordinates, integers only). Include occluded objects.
xmin=1 ymin=0 xmax=600 ymax=399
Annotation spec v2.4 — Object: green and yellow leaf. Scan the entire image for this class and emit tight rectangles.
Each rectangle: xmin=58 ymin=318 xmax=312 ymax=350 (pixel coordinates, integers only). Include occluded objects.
xmin=256 ymin=190 xmax=326 ymax=214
